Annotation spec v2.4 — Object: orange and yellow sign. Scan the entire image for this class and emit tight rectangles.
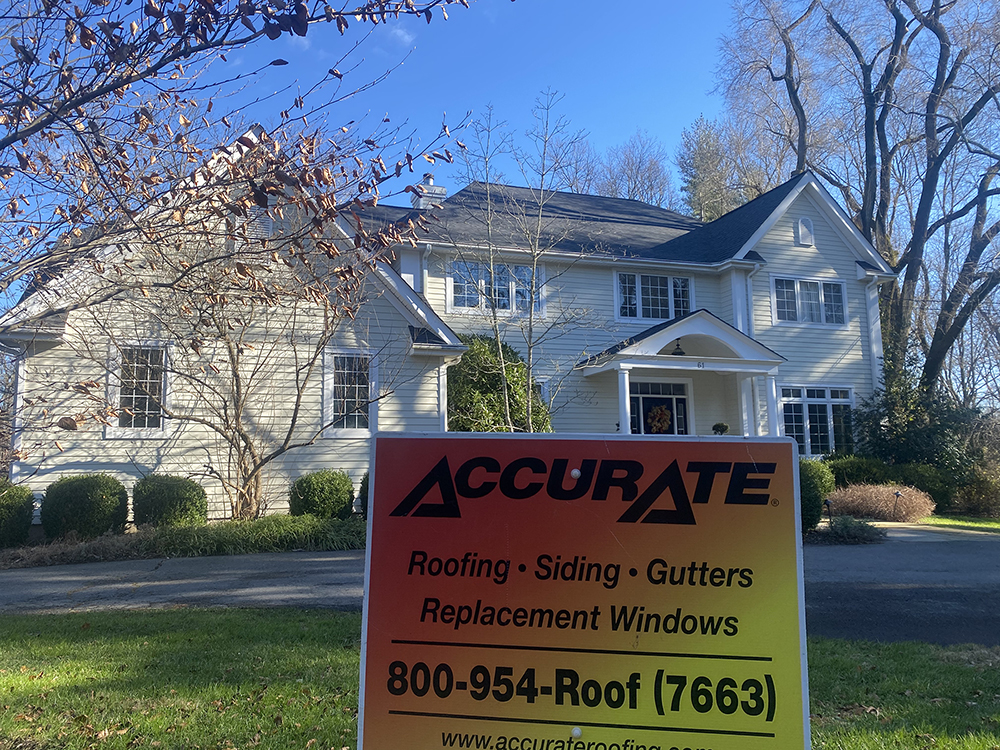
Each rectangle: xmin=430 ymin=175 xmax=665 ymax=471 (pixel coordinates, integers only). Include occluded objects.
xmin=360 ymin=435 xmax=808 ymax=750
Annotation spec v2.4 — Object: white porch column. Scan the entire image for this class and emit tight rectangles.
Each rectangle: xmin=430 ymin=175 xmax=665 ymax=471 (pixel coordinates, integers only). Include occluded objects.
xmin=617 ymin=366 xmax=631 ymax=434
xmin=765 ymin=375 xmax=780 ymax=436
xmin=739 ymin=376 xmax=757 ymax=436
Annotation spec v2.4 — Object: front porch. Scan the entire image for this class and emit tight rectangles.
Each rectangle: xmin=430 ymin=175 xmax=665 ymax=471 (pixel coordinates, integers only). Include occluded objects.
xmin=574 ymin=310 xmax=785 ymax=437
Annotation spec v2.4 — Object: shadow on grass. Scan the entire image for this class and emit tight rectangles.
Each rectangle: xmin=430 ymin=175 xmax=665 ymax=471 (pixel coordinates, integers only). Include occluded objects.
xmin=0 ymin=608 xmax=363 ymax=749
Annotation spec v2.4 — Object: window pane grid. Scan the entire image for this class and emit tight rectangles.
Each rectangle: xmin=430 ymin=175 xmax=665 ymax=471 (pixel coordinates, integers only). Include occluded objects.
xmin=775 ymin=279 xmax=797 ymax=321
xmin=823 ymin=283 xmax=845 ymax=324
xmin=619 ymin=274 xmax=637 ymax=317
xmin=776 ymin=277 xmax=846 ymax=324
xmin=331 ymin=355 xmax=370 ymax=430
xmin=119 ymin=347 xmax=164 ymax=429
xmin=808 ymin=403 xmax=831 ymax=455
xmin=672 ymin=277 xmax=691 ymax=317
xmin=783 ymin=403 xmax=806 ymax=455
xmin=513 ymin=265 xmax=539 ymax=312
xmin=832 ymin=405 xmax=854 ymax=454
xmin=453 ymin=261 xmax=480 ymax=308
xmin=489 ymin=264 xmax=511 ymax=310
xmin=640 ymin=275 xmax=671 ymax=318
xmin=800 ymin=281 xmax=822 ymax=322
xmin=782 ymin=387 xmax=852 ymax=457
xmin=620 ymin=274 xmax=691 ymax=319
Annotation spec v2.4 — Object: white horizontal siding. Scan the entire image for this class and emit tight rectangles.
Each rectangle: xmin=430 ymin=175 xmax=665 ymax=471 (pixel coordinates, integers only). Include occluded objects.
xmin=749 ymin=194 xmax=875 ymax=398
xmin=11 ymin=273 xmax=446 ymax=519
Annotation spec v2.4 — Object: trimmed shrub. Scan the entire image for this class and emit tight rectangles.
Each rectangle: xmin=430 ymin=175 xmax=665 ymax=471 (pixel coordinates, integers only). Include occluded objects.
xmin=152 ymin=514 xmax=366 ymax=557
xmin=288 ymin=470 xmax=355 ymax=519
xmin=0 ymin=481 xmax=35 ymax=549
xmin=358 ymin=471 xmax=369 ymax=519
xmin=133 ymin=474 xmax=208 ymax=527
xmin=799 ymin=459 xmax=834 ymax=533
xmin=825 ymin=455 xmax=890 ymax=488
xmin=41 ymin=474 xmax=128 ymax=539
xmin=825 ymin=456 xmax=955 ymax=511
xmin=821 ymin=515 xmax=887 ymax=545
xmin=826 ymin=483 xmax=935 ymax=522
xmin=952 ymin=466 xmax=1000 ymax=518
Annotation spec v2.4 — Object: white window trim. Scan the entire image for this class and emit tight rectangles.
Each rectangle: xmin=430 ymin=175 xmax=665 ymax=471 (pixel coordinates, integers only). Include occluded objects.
xmin=778 ymin=383 xmax=855 ymax=457
xmin=322 ymin=348 xmax=378 ymax=438
xmin=628 ymin=376 xmax=696 ymax=436
xmin=769 ymin=274 xmax=848 ymax=328
xmin=445 ymin=258 xmax=547 ymax=317
xmin=614 ymin=271 xmax=695 ymax=323
xmin=104 ymin=341 xmax=173 ymax=440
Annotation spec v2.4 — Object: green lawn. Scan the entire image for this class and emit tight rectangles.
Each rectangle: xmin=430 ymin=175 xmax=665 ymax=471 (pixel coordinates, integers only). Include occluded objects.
xmin=2 ymin=610 xmax=999 ymax=749
xmin=0 ymin=609 xmax=362 ymax=750
xmin=922 ymin=516 xmax=1000 ymax=534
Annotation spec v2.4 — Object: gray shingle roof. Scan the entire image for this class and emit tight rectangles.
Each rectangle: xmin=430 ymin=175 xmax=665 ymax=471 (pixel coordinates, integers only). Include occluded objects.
xmin=352 ymin=183 xmax=703 ymax=258
xmin=354 ymin=174 xmax=813 ymax=265
xmin=646 ymin=173 xmax=810 ymax=263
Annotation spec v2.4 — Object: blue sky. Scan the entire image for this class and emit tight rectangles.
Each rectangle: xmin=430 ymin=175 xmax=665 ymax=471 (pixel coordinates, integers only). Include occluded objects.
xmin=224 ymin=0 xmax=734 ymax=199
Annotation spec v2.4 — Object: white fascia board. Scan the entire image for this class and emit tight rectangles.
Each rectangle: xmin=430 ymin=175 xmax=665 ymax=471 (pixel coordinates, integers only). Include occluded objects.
xmin=734 ymin=177 xmax=813 ymax=261
xmin=580 ymin=356 xmax=781 ymax=377
xmin=373 ymin=261 xmax=463 ymax=347
xmin=735 ymin=173 xmax=894 ymax=276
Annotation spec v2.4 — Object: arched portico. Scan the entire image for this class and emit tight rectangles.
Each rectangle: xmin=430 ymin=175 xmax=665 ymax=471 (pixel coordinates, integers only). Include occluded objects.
xmin=575 ymin=310 xmax=785 ymax=436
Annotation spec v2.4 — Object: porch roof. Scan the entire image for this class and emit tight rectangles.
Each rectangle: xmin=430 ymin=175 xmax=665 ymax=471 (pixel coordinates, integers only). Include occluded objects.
xmin=575 ymin=309 xmax=785 ymax=377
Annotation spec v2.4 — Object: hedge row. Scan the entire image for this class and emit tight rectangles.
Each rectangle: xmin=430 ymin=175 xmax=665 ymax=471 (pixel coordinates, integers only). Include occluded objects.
xmin=1 ymin=468 xmax=368 ymax=549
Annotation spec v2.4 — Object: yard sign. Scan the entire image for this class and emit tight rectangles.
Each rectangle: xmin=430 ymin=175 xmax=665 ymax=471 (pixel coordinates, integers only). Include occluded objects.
xmin=360 ymin=434 xmax=809 ymax=750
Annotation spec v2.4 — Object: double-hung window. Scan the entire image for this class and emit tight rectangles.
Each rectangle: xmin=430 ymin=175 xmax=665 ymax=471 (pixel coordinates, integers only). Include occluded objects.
xmin=773 ymin=277 xmax=846 ymax=325
xmin=780 ymin=387 xmax=853 ymax=456
xmin=618 ymin=273 xmax=691 ymax=320
xmin=449 ymin=260 xmax=542 ymax=314
xmin=107 ymin=345 xmax=168 ymax=437
xmin=324 ymin=351 xmax=373 ymax=433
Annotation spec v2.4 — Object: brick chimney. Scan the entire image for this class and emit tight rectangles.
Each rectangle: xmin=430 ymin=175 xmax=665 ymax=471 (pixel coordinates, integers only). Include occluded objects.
xmin=410 ymin=173 xmax=447 ymax=209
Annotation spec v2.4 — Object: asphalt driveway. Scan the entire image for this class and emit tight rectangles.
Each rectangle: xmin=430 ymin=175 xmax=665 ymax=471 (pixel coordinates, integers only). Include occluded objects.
xmin=804 ymin=523 xmax=1000 ymax=645
xmin=1 ymin=524 xmax=998 ymax=645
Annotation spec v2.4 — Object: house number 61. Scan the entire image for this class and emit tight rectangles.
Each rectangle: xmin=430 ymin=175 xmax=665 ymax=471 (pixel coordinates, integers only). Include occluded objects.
xmin=697 ymin=362 xmax=705 ymax=369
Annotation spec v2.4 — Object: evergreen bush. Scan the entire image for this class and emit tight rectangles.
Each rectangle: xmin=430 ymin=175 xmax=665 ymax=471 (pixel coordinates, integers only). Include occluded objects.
xmin=952 ymin=466 xmax=1000 ymax=518
xmin=133 ymin=474 xmax=208 ymax=527
xmin=288 ymin=470 xmax=355 ymax=519
xmin=447 ymin=334 xmax=551 ymax=432
xmin=0 ymin=481 xmax=35 ymax=548
xmin=41 ymin=474 xmax=128 ymax=539
xmin=822 ymin=515 xmax=887 ymax=544
xmin=886 ymin=463 xmax=954 ymax=511
xmin=799 ymin=459 xmax=835 ymax=533
xmin=825 ymin=455 xmax=891 ymax=488
xmin=358 ymin=471 xmax=369 ymax=519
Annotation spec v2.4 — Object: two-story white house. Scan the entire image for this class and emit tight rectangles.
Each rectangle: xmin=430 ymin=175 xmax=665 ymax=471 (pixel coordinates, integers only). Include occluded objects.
xmin=359 ymin=171 xmax=894 ymax=456
xmin=1 ymin=169 xmax=894 ymax=517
